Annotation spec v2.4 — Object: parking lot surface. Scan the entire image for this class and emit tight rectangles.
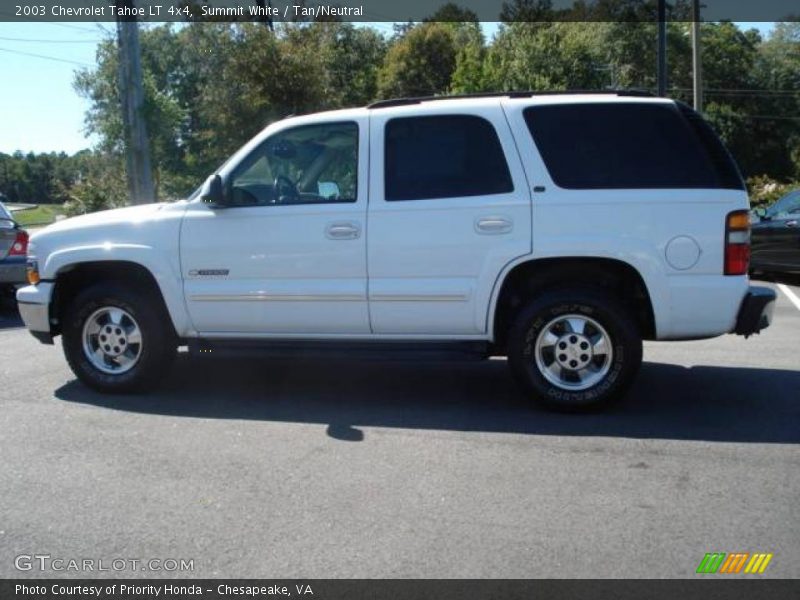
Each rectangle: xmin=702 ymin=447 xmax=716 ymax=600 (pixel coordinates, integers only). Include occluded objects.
xmin=0 ymin=280 xmax=798 ymax=578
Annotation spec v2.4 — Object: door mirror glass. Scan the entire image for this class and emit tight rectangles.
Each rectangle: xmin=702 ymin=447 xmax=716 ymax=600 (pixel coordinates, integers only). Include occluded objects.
xmin=201 ymin=174 xmax=226 ymax=207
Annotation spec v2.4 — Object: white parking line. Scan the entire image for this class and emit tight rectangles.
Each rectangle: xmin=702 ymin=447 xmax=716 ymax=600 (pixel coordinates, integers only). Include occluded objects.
xmin=777 ymin=284 xmax=800 ymax=312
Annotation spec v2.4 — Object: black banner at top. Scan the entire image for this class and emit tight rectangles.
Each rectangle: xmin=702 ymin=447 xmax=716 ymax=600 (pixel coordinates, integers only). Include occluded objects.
xmin=2 ymin=0 xmax=799 ymax=23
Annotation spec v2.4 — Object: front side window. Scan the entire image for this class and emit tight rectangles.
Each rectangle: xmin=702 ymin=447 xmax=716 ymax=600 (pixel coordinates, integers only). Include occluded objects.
xmin=229 ymin=121 xmax=358 ymax=207
xmin=385 ymin=115 xmax=513 ymax=201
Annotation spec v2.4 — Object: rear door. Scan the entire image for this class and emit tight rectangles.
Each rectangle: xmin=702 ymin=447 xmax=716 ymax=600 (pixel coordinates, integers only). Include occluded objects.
xmin=366 ymin=101 xmax=532 ymax=335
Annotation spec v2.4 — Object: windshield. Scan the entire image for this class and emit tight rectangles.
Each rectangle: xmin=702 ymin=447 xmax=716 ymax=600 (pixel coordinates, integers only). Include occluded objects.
xmin=768 ymin=191 xmax=800 ymax=218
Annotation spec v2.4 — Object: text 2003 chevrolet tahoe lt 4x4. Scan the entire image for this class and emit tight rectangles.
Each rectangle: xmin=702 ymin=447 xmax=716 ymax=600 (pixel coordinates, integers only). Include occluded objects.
xmin=17 ymin=92 xmax=776 ymax=411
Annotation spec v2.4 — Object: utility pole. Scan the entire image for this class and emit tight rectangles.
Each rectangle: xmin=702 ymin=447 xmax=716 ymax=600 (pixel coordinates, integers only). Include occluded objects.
xmin=254 ymin=0 xmax=274 ymax=30
xmin=692 ymin=0 xmax=703 ymax=111
xmin=657 ymin=0 xmax=667 ymax=97
xmin=116 ymin=0 xmax=155 ymax=205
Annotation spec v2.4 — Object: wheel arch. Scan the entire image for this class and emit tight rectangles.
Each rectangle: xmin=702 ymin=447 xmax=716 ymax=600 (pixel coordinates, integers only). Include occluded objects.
xmin=50 ymin=259 xmax=183 ymax=339
xmin=488 ymin=256 xmax=657 ymax=350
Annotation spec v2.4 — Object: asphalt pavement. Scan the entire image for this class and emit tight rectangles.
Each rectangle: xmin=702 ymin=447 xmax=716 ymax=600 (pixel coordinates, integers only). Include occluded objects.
xmin=0 ymin=279 xmax=798 ymax=578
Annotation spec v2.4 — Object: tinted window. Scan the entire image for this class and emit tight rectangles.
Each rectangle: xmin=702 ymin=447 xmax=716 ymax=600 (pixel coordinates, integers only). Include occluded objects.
xmin=523 ymin=103 xmax=745 ymax=190
xmin=385 ymin=115 xmax=513 ymax=201
xmin=229 ymin=121 xmax=358 ymax=207
xmin=0 ymin=203 xmax=10 ymax=221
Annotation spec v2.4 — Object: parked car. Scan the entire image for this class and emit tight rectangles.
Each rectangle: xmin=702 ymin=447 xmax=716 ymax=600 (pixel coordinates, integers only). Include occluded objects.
xmin=751 ymin=190 xmax=800 ymax=275
xmin=16 ymin=92 xmax=775 ymax=411
xmin=0 ymin=199 xmax=29 ymax=298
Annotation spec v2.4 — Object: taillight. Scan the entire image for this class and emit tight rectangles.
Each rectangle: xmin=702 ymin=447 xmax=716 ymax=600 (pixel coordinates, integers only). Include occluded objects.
xmin=724 ymin=210 xmax=750 ymax=276
xmin=8 ymin=229 xmax=28 ymax=257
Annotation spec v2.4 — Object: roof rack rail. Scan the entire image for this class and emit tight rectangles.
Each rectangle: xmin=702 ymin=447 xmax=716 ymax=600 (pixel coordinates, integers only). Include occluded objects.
xmin=367 ymin=89 xmax=654 ymax=109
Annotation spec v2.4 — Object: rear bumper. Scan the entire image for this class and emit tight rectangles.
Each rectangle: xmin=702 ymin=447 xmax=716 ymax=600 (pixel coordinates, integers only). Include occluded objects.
xmin=734 ymin=286 xmax=776 ymax=337
xmin=16 ymin=282 xmax=55 ymax=344
xmin=0 ymin=258 xmax=26 ymax=284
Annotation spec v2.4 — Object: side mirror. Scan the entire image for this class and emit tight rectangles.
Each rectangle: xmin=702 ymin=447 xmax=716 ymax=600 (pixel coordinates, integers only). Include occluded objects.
xmin=201 ymin=174 xmax=226 ymax=207
xmin=754 ymin=206 xmax=768 ymax=220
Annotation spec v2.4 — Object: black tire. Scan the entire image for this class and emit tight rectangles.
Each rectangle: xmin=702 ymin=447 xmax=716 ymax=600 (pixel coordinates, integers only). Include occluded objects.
xmin=62 ymin=283 xmax=177 ymax=393
xmin=507 ymin=287 xmax=642 ymax=412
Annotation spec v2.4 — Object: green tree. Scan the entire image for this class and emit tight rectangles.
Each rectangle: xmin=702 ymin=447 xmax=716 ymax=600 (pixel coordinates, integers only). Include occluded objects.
xmin=483 ymin=23 xmax=607 ymax=91
xmin=377 ymin=23 xmax=458 ymax=98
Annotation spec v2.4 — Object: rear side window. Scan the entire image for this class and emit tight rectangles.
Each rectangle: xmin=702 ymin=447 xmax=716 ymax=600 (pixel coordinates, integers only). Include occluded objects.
xmin=385 ymin=115 xmax=513 ymax=201
xmin=523 ymin=103 xmax=745 ymax=190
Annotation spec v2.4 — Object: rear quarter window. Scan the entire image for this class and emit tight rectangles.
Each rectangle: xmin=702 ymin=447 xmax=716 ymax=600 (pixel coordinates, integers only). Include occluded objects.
xmin=523 ymin=102 xmax=744 ymax=190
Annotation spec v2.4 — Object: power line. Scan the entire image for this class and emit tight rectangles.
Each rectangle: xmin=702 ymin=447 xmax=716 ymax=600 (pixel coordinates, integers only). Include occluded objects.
xmin=0 ymin=35 xmax=102 ymax=43
xmin=717 ymin=114 xmax=800 ymax=122
xmin=671 ymin=87 xmax=800 ymax=95
xmin=0 ymin=46 xmax=92 ymax=66
xmin=0 ymin=9 xmax=102 ymax=34
xmin=46 ymin=22 xmax=103 ymax=35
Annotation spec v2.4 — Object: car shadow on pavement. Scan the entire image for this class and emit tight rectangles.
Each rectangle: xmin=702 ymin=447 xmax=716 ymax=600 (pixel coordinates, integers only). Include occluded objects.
xmin=0 ymin=299 xmax=23 ymax=330
xmin=755 ymin=273 xmax=800 ymax=287
xmin=54 ymin=355 xmax=800 ymax=445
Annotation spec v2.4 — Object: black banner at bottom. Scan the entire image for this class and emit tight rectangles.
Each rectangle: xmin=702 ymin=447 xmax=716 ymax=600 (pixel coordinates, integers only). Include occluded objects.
xmin=2 ymin=580 xmax=799 ymax=600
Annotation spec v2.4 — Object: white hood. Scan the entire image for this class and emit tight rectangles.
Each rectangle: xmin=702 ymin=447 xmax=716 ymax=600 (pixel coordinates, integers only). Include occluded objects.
xmin=32 ymin=203 xmax=167 ymax=240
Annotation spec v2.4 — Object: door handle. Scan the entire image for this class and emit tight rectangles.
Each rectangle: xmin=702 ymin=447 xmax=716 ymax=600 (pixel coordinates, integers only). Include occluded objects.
xmin=325 ymin=222 xmax=361 ymax=240
xmin=475 ymin=216 xmax=513 ymax=234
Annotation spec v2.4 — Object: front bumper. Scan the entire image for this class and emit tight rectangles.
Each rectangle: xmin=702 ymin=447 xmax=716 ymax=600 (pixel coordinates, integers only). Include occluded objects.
xmin=0 ymin=258 xmax=26 ymax=284
xmin=16 ymin=282 xmax=55 ymax=344
xmin=734 ymin=286 xmax=776 ymax=337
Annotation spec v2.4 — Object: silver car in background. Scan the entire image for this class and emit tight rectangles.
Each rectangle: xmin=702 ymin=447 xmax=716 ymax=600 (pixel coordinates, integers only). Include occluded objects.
xmin=0 ymin=199 xmax=29 ymax=298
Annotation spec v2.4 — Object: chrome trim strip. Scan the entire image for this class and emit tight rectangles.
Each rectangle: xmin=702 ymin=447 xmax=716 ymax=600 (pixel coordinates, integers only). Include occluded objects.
xmin=190 ymin=293 xmax=469 ymax=303
xmin=369 ymin=294 xmax=469 ymax=303
xmin=190 ymin=293 xmax=364 ymax=302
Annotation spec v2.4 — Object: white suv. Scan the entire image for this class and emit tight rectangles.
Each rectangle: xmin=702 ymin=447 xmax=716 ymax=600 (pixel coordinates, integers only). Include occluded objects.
xmin=17 ymin=92 xmax=776 ymax=411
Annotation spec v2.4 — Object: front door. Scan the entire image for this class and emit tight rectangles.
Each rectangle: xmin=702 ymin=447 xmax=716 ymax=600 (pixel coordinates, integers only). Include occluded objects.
xmin=181 ymin=118 xmax=370 ymax=335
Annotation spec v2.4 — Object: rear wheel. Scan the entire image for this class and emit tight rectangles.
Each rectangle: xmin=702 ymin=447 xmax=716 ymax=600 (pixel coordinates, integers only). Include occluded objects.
xmin=507 ymin=287 xmax=642 ymax=412
xmin=62 ymin=283 xmax=176 ymax=393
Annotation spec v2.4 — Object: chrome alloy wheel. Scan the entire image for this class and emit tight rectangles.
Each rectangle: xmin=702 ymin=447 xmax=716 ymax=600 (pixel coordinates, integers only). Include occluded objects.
xmin=81 ymin=307 xmax=143 ymax=375
xmin=533 ymin=314 xmax=613 ymax=391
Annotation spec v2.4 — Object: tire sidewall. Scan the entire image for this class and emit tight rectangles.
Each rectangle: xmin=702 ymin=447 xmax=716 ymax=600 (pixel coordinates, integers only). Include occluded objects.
xmin=509 ymin=290 xmax=642 ymax=411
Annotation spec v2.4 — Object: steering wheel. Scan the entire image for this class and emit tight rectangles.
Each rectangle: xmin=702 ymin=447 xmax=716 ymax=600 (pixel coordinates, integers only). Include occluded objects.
xmin=273 ymin=175 xmax=298 ymax=204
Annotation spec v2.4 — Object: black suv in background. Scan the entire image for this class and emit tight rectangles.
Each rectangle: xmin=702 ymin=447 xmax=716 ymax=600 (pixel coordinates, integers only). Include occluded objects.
xmin=751 ymin=190 xmax=800 ymax=275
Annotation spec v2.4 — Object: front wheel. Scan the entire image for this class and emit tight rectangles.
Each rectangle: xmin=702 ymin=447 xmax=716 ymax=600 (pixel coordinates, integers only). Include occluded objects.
xmin=507 ymin=287 xmax=642 ymax=412
xmin=62 ymin=284 xmax=176 ymax=393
